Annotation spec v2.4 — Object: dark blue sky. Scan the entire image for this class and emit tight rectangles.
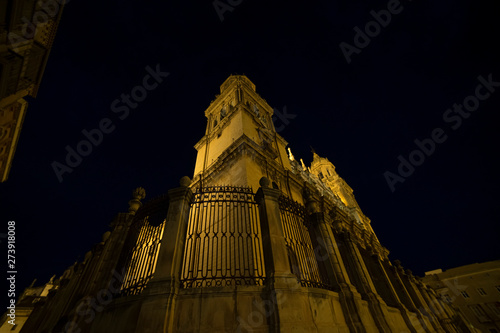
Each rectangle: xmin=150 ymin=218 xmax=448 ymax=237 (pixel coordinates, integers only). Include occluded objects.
xmin=1 ymin=0 xmax=499 ymax=304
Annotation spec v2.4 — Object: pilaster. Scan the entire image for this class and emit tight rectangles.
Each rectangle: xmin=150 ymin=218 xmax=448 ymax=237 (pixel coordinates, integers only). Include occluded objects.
xmin=372 ymin=256 xmax=421 ymax=333
xmin=255 ymin=177 xmax=298 ymax=288
xmin=404 ymin=270 xmax=446 ymax=333
xmin=307 ymin=208 xmax=367 ymax=332
xmin=416 ymin=278 xmax=457 ymax=333
xmin=336 ymin=230 xmax=392 ymax=332
xmin=134 ymin=177 xmax=194 ymax=333
xmin=391 ymin=262 xmax=432 ymax=332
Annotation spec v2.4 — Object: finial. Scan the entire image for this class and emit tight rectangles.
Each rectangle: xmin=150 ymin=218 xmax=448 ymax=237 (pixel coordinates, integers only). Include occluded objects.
xmin=132 ymin=187 xmax=146 ymax=200
xmin=180 ymin=176 xmax=191 ymax=187
xmin=128 ymin=187 xmax=146 ymax=214
xmin=287 ymin=147 xmax=295 ymax=161
xmin=312 ymin=150 xmax=321 ymax=163
xmin=259 ymin=177 xmax=270 ymax=188
xmin=300 ymin=158 xmax=307 ymax=170
xmin=102 ymin=231 xmax=111 ymax=243
xmin=393 ymin=260 xmax=403 ymax=269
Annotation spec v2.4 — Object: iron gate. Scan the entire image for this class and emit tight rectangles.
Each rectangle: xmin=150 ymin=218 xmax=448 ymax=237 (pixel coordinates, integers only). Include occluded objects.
xmin=278 ymin=194 xmax=330 ymax=289
xmin=180 ymin=186 xmax=266 ymax=288
xmin=119 ymin=195 xmax=168 ymax=296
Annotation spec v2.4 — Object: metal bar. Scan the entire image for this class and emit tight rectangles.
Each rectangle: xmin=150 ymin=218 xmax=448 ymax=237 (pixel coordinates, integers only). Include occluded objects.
xmin=180 ymin=186 xmax=266 ymax=288
xmin=278 ymin=195 xmax=332 ymax=290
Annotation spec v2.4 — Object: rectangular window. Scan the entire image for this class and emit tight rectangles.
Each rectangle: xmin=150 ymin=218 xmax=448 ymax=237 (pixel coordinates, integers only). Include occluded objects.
xmin=478 ymin=288 xmax=487 ymax=296
xmin=487 ymin=302 xmax=500 ymax=318
xmin=461 ymin=291 xmax=470 ymax=299
xmin=469 ymin=305 xmax=489 ymax=322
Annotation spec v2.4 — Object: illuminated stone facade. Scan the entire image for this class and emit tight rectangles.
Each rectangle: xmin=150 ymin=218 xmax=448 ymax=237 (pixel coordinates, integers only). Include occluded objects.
xmin=13 ymin=75 xmax=474 ymax=332
xmin=0 ymin=0 xmax=64 ymax=181
xmin=424 ymin=261 xmax=500 ymax=333
xmin=192 ymin=75 xmax=291 ymax=192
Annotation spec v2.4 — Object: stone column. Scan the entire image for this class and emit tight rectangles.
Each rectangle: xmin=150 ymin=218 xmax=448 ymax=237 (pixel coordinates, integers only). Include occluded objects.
xmin=303 ymin=193 xmax=350 ymax=289
xmin=134 ymin=176 xmax=194 ymax=333
xmin=388 ymin=261 xmax=417 ymax=310
xmin=255 ymin=177 xmax=298 ymax=287
xmin=335 ymin=230 xmax=392 ymax=332
xmin=415 ymin=278 xmax=458 ymax=333
xmin=371 ymin=256 xmax=421 ymax=333
xmin=426 ymin=287 xmax=471 ymax=332
xmin=390 ymin=261 xmax=432 ymax=333
xmin=304 ymin=195 xmax=367 ymax=333
xmin=90 ymin=188 xmax=146 ymax=295
xmin=340 ymin=232 xmax=377 ymax=294
xmin=404 ymin=271 xmax=446 ymax=333
xmin=308 ymin=212 xmax=347 ymax=288
xmin=254 ymin=177 xmax=303 ymax=332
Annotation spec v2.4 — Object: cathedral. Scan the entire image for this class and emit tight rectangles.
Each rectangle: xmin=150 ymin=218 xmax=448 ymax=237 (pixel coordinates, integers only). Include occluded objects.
xmin=12 ymin=76 xmax=474 ymax=332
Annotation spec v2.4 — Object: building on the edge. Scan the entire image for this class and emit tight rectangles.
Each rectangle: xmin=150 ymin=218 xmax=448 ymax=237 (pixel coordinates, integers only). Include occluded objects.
xmin=0 ymin=0 xmax=64 ymax=182
xmin=423 ymin=261 xmax=500 ymax=333
xmin=10 ymin=75 xmax=476 ymax=332
xmin=0 ymin=278 xmax=58 ymax=332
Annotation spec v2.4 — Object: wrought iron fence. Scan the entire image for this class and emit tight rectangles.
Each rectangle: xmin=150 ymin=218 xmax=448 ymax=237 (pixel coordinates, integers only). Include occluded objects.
xmin=119 ymin=195 xmax=168 ymax=296
xmin=278 ymin=194 xmax=330 ymax=289
xmin=180 ymin=186 xmax=266 ymax=288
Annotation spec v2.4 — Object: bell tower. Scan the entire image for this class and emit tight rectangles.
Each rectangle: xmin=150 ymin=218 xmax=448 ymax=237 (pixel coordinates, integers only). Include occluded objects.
xmin=309 ymin=151 xmax=380 ymax=236
xmin=192 ymin=75 xmax=291 ymax=190
xmin=309 ymin=152 xmax=360 ymax=209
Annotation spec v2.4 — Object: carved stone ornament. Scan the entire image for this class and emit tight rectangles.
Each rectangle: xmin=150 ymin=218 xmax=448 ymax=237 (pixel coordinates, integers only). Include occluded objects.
xmin=132 ymin=187 xmax=146 ymax=200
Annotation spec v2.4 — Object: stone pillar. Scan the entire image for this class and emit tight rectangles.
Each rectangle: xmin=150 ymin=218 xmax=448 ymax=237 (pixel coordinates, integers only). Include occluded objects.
xmin=426 ymin=287 xmax=471 ymax=332
xmin=388 ymin=261 xmax=418 ymax=311
xmin=340 ymin=232 xmax=377 ymax=294
xmin=308 ymin=213 xmax=347 ymax=288
xmin=134 ymin=176 xmax=194 ymax=333
xmin=255 ymin=177 xmax=303 ymax=332
xmin=335 ymin=230 xmax=392 ymax=332
xmin=390 ymin=261 xmax=432 ymax=333
xmin=368 ymin=254 xmax=400 ymax=307
xmin=371 ymin=256 xmax=421 ymax=333
xmin=88 ymin=187 xmax=147 ymax=295
xmin=304 ymin=193 xmax=350 ymax=289
xmin=415 ymin=278 xmax=458 ymax=333
xmin=404 ymin=271 xmax=446 ymax=333
xmin=304 ymin=194 xmax=367 ymax=333
xmin=255 ymin=177 xmax=297 ymax=287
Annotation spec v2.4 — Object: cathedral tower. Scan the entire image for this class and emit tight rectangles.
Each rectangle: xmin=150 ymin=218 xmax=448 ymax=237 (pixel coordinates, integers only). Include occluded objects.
xmin=192 ymin=75 xmax=291 ymax=191
xmin=12 ymin=75 xmax=472 ymax=333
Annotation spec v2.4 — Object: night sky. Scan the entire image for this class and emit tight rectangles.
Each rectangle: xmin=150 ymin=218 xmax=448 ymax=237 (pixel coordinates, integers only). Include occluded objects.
xmin=1 ymin=0 xmax=500 ymax=305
